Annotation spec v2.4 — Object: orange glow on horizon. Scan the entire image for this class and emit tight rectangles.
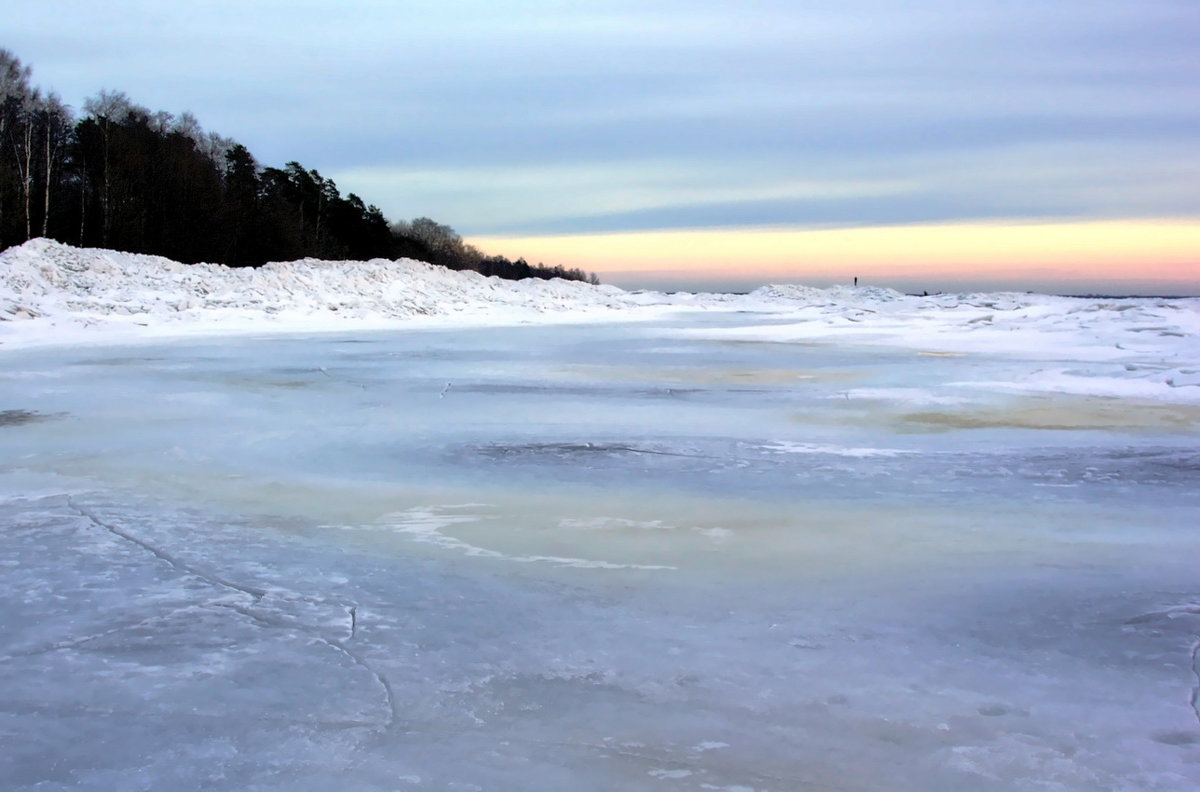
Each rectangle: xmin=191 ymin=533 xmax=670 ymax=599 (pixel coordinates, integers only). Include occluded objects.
xmin=469 ymin=219 xmax=1199 ymax=289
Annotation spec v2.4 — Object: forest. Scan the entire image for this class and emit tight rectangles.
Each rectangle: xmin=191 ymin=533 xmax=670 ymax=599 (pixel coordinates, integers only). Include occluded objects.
xmin=0 ymin=50 xmax=597 ymax=284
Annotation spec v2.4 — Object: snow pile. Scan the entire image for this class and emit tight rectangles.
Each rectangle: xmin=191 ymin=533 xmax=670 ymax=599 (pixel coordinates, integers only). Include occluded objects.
xmin=702 ymin=286 xmax=1200 ymax=361
xmin=751 ymin=282 xmax=905 ymax=304
xmin=1 ymin=238 xmax=1197 ymax=402
xmin=675 ymin=288 xmax=1200 ymax=400
xmin=0 ymin=238 xmax=673 ymax=337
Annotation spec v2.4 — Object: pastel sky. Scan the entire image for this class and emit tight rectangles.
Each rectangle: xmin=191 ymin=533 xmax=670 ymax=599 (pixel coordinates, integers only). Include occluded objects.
xmin=6 ymin=0 xmax=1198 ymax=293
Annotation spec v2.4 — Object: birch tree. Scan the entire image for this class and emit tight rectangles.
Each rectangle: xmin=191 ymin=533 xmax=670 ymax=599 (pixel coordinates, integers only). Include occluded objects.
xmin=37 ymin=94 xmax=72 ymax=237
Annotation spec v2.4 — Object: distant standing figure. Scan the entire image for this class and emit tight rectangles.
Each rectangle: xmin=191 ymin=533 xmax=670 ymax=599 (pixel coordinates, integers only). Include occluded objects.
xmin=853 ymin=277 xmax=858 ymax=287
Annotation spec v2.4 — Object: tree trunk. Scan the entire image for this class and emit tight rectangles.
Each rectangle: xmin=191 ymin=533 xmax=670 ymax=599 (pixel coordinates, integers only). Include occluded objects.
xmin=100 ymin=120 xmax=110 ymax=247
xmin=21 ymin=115 xmax=33 ymax=240
xmin=41 ymin=121 xmax=53 ymax=237
xmin=78 ymin=168 xmax=87 ymax=246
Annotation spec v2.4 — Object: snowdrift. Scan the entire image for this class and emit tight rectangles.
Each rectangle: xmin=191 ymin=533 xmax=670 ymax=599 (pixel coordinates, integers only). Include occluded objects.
xmin=1 ymin=238 xmax=1198 ymax=399
xmin=0 ymin=238 xmax=659 ymax=330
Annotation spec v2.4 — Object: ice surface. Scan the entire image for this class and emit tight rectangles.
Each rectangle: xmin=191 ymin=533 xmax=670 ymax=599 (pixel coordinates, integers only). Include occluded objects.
xmin=3 ymin=238 xmax=1198 ymax=410
xmin=1 ymin=242 xmax=1199 ymax=790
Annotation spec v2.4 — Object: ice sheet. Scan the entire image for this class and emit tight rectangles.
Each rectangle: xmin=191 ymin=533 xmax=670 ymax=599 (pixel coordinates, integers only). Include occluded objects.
xmin=2 ymin=244 xmax=1199 ymax=790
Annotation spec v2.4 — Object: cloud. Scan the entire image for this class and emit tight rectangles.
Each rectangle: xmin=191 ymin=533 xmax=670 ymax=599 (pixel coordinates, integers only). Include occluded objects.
xmin=337 ymin=135 xmax=1200 ymax=235
xmin=332 ymin=160 xmax=915 ymax=230
xmin=4 ymin=0 xmax=1198 ymax=240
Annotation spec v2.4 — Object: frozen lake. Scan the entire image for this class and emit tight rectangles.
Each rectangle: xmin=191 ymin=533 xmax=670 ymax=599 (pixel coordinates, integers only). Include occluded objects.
xmin=2 ymin=311 xmax=1199 ymax=791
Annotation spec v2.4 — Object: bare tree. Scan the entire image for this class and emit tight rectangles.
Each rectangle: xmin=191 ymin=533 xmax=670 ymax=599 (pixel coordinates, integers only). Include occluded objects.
xmin=396 ymin=216 xmax=464 ymax=257
xmin=38 ymin=93 xmax=72 ymax=237
xmin=149 ymin=109 xmax=174 ymax=135
xmin=14 ymin=91 xmax=39 ymax=239
xmin=200 ymin=131 xmax=235 ymax=166
xmin=172 ymin=110 xmax=202 ymax=141
xmin=82 ymin=89 xmax=138 ymax=246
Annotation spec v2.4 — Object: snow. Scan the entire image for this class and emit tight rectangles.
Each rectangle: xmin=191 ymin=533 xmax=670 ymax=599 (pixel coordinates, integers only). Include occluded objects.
xmin=3 ymin=238 xmax=1196 ymax=404
xmin=0 ymin=238 xmax=675 ymax=346
xmin=2 ymin=239 xmax=1199 ymax=790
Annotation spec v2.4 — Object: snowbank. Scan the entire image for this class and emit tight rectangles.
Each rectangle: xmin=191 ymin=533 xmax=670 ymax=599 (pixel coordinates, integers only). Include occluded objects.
xmin=1 ymin=238 xmax=1197 ymax=401
xmin=0 ymin=238 xmax=682 ymax=346
xmin=717 ymin=283 xmax=1200 ymax=401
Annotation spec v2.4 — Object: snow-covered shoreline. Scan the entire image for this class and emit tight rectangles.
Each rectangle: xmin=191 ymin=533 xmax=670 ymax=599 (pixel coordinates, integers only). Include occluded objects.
xmin=2 ymin=238 xmax=1198 ymax=399
xmin=0 ymin=239 xmax=689 ymax=349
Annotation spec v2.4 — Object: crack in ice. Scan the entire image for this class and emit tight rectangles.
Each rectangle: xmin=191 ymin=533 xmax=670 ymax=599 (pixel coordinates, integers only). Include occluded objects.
xmin=64 ymin=496 xmax=397 ymax=733
xmin=214 ymin=601 xmax=397 ymax=732
xmin=66 ymin=497 xmax=267 ymax=603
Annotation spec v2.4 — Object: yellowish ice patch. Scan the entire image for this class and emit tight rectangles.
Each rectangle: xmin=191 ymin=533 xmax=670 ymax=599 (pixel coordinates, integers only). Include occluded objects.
xmin=557 ymin=363 xmax=861 ymax=386
xmin=898 ymin=397 xmax=1200 ymax=432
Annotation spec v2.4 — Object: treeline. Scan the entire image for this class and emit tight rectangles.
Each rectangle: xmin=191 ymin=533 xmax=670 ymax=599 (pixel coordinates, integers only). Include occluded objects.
xmin=0 ymin=50 xmax=596 ymax=284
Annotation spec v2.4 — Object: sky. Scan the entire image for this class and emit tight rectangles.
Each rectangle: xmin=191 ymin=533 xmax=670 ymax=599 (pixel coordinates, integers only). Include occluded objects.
xmin=5 ymin=0 xmax=1198 ymax=293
